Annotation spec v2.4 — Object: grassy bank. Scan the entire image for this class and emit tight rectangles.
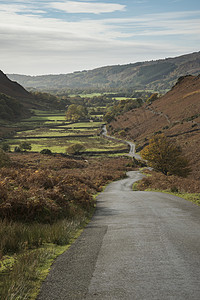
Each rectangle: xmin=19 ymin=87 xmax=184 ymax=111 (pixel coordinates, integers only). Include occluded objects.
xmin=134 ymin=169 xmax=200 ymax=206
xmin=145 ymin=190 xmax=200 ymax=206
xmin=0 ymin=219 xmax=88 ymax=300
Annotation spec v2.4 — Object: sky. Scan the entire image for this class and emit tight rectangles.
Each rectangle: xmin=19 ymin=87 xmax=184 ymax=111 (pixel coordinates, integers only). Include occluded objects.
xmin=0 ymin=0 xmax=200 ymax=75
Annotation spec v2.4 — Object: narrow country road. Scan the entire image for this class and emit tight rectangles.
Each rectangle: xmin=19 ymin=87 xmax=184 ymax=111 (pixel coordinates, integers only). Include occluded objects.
xmin=101 ymin=125 xmax=141 ymax=159
xmin=38 ymin=171 xmax=200 ymax=300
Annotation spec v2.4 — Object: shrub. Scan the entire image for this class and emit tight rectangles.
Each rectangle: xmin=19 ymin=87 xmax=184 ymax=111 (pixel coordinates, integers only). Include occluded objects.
xmin=171 ymin=186 xmax=179 ymax=193
xmin=14 ymin=146 xmax=21 ymax=153
xmin=40 ymin=149 xmax=52 ymax=155
xmin=19 ymin=142 xmax=32 ymax=151
xmin=146 ymin=93 xmax=158 ymax=103
xmin=118 ymin=130 xmax=126 ymax=137
xmin=0 ymin=149 xmax=11 ymax=167
xmin=66 ymin=143 xmax=85 ymax=155
xmin=0 ymin=143 xmax=10 ymax=152
xmin=141 ymin=134 xmax=190 ymax=177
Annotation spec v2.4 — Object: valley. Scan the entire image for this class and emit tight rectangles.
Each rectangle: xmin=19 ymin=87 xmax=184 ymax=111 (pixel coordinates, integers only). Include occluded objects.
xmin=3 ymin=110 xmax=127 ymax=154
xmin=0 ymin=53 xmax=200 ymax=299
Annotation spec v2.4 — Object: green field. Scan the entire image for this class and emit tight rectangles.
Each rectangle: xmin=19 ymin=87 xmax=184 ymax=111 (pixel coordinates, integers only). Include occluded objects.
xmin=14 ymin=127 xmax=98 ymax=138
xmin=8 ymin=136 xmax=125 ymax=153
xmin=31 ymin=110 xmax=66 ymax=116
xmin=64 ymin=122 xmax=103 ymax=128
xmin=5 ymin=111 xmax=126 ymax=154
xmin=23 ymin=115 xmax=66 ymax=122
xmin=114 ymin=97 xmax=137 ymax=101
xmin=68 ymin=92 xmax=118 ymax=98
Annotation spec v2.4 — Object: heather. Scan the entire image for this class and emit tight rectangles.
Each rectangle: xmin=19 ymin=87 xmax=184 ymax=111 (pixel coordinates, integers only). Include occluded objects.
xmin=0 ymin=153 xmax=133 ymax=254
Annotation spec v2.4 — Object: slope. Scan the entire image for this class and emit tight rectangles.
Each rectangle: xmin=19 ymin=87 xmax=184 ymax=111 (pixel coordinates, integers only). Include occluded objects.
xmin=0 ymin=70 xmax=33 ymax=104
xmin=108 ymin=75 xmax=200 ymax=179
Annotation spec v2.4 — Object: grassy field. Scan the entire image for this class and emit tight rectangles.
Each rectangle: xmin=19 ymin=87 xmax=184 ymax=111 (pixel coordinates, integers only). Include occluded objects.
xmin=114 ymin=97 xmax=137 ymax=101
xmin=14 ymin=127 xmax=98 ymax=138
xmin=7 ymin=136 xmax=126 ymax=153
xmin=4 ymin=111 xmax=127 ymax=155
xmin=31 ymin=110 xmax=66 ymax=116
xmin=9 ymin=113 xmax=68 ymax=129
xmin=64 ymin=122 xmax=103 ymax=128
xmin=69 ymin=93 xmax=103 ymax=98
xmin=22 ymin=115 xmax=66 ymax=122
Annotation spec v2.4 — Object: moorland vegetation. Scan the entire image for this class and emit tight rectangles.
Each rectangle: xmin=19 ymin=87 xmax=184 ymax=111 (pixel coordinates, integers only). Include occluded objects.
xmin=0 ymin=152 xmax=134 ymax=299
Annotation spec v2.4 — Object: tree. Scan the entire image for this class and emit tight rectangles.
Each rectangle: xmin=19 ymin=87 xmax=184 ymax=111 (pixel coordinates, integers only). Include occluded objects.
xmin=146 ymin=93 xmax=158 ymax=103
xmin=103 ymin=112 xmax=115 ymax=123
xmin=141 ymin=134 xmax=190 ymax=177
xmin=66 ymin=144 xmax=85 ymax=155
xmin=66 ymin=104 xmax=87 ymax=121
xmin=19 ymin=142 xmax=32 ymax=151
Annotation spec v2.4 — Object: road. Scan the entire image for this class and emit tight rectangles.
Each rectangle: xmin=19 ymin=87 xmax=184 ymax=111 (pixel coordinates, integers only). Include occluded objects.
xmin=38 ymin=171 xmax=200 ymax=300
xmin=101 ymin=125 xmax=141 ymax=159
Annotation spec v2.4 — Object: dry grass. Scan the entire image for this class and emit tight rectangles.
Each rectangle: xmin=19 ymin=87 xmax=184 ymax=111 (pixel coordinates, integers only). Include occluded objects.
xmin=0 ymin=153 xmax=134 ymax=251
xmin=137 ymin=170 xmax=200 ymax=193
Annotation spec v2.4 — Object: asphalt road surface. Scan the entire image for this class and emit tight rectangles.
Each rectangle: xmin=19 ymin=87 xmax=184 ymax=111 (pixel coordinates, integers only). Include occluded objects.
xmin=101 ymin=125 xmax=141 ymax=159
xmin=38 ymin=171 xmax=200 ymax=300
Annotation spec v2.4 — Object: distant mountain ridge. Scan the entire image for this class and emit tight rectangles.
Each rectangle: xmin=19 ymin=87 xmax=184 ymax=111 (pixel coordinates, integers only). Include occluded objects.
xmin=7 ymin=51 xmax=200 ymax=91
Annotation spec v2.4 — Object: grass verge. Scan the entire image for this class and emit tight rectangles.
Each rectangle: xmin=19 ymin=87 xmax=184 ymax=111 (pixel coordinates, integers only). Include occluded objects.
xmin=144 ymin=189 xmax=200 ymax=206
xmin=0 ymin=216 xmax=92 ymax=300
xmin=133 ymin=170 xmax=200 ymax=206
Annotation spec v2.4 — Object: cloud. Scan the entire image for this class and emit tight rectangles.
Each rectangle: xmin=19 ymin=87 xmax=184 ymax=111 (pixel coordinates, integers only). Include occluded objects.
xmin=0 ymin=2 xmax=199 ymax=74
xmin=0 ymin=3 xmax=46 ymax=15
xmin=50 ymin=1 xmax=126 ymax=14
xmin=103 ymin=10 xmax=200 ymax=37
xmin=134 ymin=1 xmax=148 ymax=3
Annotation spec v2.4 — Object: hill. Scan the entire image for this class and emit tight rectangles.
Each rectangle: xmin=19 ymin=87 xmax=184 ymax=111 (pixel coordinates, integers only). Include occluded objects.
xmin=108 ymin=75 xmax=200 ymax=180
xmin=7 ymin=52 xmax=200 ymax=92
xmin=0 ymin=93 xmax=26 ymax=121
xmin=0 ymin=70 xmax=33 ymax=103
xmin=0 ymin=70 xmax=35 ymax=138
xmin=0 ymin=70 xmax=35 ymax=120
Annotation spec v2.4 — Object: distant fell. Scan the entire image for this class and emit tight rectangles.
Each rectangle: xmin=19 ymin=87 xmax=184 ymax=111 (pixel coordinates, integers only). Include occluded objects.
xmin=7 ymin=51 xmax=200 ymax=91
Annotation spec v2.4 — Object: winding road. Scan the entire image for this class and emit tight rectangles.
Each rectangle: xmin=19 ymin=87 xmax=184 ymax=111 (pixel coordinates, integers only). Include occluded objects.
xmin=38 ymin=171 xmax=200 ymax=300
xmin=101 ymin=125 xmax=141 ymax=160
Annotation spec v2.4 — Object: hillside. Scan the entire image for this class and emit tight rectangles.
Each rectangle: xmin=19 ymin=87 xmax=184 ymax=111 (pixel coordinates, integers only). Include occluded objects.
xmin=0 ymin=70 xmax=33 ymax=104
xmin=0 ymin=71 xmax=35 ymax=121
xmin=108 ymin=75 xmax=200 ymax=179
xmin=7 ymin=52 xmax=200 ymax=92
